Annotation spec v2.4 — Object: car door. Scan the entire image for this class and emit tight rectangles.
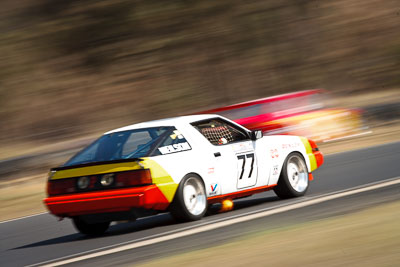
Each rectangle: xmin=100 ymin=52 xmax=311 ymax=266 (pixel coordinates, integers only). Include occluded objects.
xmin=232 ymin=140 xmax=258 ymax=189
xmin=191 ymin=118 xmax=258 ymax=195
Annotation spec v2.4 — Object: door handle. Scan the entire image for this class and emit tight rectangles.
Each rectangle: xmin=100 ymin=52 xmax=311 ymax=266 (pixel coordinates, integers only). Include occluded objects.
xmin=214 ymin=152 xmax=221 ymax=157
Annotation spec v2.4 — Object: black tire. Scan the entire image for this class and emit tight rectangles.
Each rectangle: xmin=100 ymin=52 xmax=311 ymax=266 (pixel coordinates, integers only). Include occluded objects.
xmin=72 ymin=217 xmax=110 ymax=236
xmin=273 ymin=152 xmax=309 ymax=199
xmin=169 ymin=174 xmax=208 ymax=222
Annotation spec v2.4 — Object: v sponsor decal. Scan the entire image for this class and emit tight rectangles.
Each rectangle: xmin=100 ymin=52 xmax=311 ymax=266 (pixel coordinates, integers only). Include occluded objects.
xmin=211 ymin=184 xmax=218 ymax=192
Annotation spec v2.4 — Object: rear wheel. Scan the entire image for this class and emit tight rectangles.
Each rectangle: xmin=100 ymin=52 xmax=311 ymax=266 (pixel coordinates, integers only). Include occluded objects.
xmin=170 ymin=174 xmax=207 ymax=221
xmin=273 ymin=152 xmax=309 ymax=199
xmin=72 ymin=217 xmax=110 ymax=236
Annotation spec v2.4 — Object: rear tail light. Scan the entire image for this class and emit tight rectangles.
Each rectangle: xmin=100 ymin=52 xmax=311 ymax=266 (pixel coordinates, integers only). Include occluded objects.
xmin=46 ymin=169 xmax=152 ymax=197
xmin=77 ymin=176 xmax=90 ymax=189
xmin=47 ymin=179 xmax=76 ymax=196
xmin=116 ymin=169 xmax=152 ymax=187
xmin=100 ymin=173 xmax=114 ymax=187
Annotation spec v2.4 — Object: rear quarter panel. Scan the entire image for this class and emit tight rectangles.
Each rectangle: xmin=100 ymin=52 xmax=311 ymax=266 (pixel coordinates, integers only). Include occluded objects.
xmin=147 ymin=123 xmax=217 ymax=200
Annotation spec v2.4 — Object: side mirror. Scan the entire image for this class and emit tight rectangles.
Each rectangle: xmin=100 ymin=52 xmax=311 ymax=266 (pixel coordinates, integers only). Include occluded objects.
xmin=251 ymin=130 xmax=263 ymax=140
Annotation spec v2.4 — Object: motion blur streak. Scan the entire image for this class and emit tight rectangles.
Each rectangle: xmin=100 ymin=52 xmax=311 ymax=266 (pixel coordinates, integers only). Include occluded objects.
xmin=198 ymin=90 xmax=368 ymax=142
xmin=1 ymin=0 xmax=399 ymax=165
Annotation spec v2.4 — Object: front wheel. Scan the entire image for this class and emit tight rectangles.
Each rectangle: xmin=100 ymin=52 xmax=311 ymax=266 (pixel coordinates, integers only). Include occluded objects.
xmin=72 ymin=217 xmax=110 ymax=236
xmin=170 ymin=174 xmax=207 ymax=221
xmin=273 ymin=152 xmax=309 ymax=199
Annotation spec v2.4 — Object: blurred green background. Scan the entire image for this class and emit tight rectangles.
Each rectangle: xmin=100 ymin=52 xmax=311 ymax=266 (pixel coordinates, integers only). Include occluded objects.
xmin=1 ymin=0 xmax=399 ymax=154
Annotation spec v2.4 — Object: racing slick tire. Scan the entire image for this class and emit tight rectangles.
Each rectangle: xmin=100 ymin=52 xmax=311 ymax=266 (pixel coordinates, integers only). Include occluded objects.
xmin=170 ymin=174 xmax=208 ymax=222
xmin=72 ymin=217 xmax=110 ymax=236
xmin=273 ymin=152 xmax=309 ymax=199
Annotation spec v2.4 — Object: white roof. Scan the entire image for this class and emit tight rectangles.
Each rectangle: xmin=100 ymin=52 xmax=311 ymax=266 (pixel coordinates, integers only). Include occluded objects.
xmin=105 ymin=114 xmax=221 ymax=134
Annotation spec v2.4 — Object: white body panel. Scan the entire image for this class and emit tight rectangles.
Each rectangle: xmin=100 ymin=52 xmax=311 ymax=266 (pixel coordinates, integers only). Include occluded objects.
xmin=125 ymin=115 xmax=312 ymax=199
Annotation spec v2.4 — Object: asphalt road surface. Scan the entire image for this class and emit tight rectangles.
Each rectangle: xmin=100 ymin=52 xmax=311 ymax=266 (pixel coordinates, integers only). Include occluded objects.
xmin=1 ymin=141 xmax=399 ymax=267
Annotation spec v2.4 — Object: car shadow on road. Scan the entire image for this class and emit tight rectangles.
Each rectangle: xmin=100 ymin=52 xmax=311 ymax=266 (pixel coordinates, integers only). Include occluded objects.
xmin=11 ymin=213 xmax=176 ymax=250
xmin=12 ymin=194 xmax=279 ymax=250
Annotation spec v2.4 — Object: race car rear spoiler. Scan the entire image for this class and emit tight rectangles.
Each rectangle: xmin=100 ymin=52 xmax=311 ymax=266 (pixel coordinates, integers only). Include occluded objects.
xmin=51 ymin=158 xmax=143 ymax=172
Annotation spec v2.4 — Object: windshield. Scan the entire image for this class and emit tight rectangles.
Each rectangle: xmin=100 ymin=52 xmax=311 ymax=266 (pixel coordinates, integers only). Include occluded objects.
xmin=64 ymin=127 xmax=172 ymax=166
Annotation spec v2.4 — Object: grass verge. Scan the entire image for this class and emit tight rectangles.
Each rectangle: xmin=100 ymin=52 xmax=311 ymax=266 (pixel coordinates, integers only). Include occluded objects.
xmin=139 ymin=200 xmax=400 ymax=267
xmin=0 ymin=175 xmax=47 ymax=221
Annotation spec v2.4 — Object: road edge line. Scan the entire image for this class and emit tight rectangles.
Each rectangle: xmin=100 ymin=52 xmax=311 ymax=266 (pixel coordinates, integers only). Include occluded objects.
xmin=0 ymin=212 xmax=48 ymax=224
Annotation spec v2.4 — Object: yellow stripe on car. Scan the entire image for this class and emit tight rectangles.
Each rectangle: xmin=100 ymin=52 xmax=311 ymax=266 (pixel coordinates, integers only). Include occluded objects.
xmin=141 ymin=158 xmax=178 ymax=202
xmin=300 ymin=137 xmax=317 ymax=172
xmin=50 ymin=162 xmax=143 ymax=180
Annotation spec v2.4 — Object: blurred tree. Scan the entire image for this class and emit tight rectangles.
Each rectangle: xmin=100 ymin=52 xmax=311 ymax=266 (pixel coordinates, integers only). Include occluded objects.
xmin=0 ymin=0 xmax=399 ymax=151
xmin=33 ymin=0 xmax=137 ymax=68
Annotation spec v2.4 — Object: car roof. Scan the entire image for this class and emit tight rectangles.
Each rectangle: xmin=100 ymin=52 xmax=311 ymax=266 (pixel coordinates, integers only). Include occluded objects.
xmin=104 ymin=114 xmax=222 ymax=134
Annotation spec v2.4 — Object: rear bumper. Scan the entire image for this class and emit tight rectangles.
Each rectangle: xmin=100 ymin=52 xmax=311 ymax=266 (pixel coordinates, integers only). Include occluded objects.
xmin=44 ymin=184 xmax=170 ymax=217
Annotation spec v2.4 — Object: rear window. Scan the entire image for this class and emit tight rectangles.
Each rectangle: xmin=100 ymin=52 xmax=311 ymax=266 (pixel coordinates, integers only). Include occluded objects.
xmin=64 ymin=126 xmax=191 ymax=166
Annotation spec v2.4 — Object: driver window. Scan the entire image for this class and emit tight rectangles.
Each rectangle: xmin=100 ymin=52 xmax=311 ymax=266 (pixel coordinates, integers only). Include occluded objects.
xmin=192 ymin=119 xmax=249 ymax=145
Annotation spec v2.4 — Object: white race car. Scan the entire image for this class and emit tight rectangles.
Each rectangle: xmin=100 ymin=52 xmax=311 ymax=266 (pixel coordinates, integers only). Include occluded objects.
xmin=44 ymin=115 xmax=324 ymax=235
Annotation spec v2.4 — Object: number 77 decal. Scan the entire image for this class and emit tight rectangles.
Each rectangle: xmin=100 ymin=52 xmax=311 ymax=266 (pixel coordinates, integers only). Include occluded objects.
xmin=237 ymin=153 xmax=255 ymax=179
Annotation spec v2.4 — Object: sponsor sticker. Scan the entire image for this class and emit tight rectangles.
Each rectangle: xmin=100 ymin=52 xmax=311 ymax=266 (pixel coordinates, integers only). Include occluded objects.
xmin=273 ymin=165 xmax=279 ymax=175
xmin=233 ymin=142 xmax=253 ymax=153
xmin=169 ymin=130 xmax=184 ymax=140
xmin=209 ymin=183 xmax=218 ymax=196
xmin=270 ymin=148 xmax=279 ymax=158
xmin=158 ymin=142 xmax=191 ymax=155
xmin=282 ymin=143 xmax=300 ymax=149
